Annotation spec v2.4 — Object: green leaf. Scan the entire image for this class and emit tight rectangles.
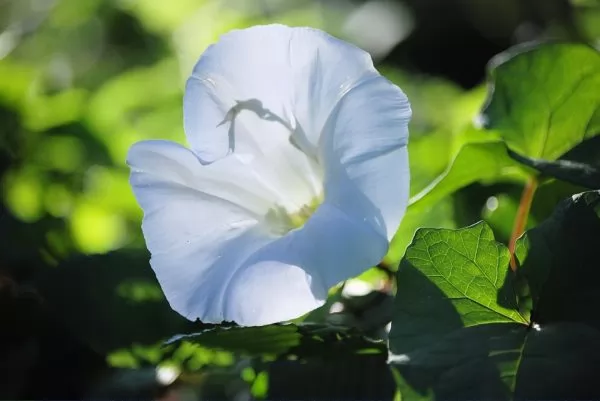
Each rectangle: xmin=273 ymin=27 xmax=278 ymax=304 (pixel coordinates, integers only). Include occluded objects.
xmin=390 ymin=222 xmax=527 ymax=355
xmin=167 ymin=323 xmax=382 ymax=358
xmin=516 ymin=190 xmax=600 ymax=329
xmin=409 ymin=44 xmax=600 ymax=215
xmin=386 ymin=197 xmax=455 ymax=267
xmin=507 ymin=135 xmax=600 ymax=189
xmin=389 ymin=193 xmax=600 ymax=400
xmin=167 ymin=324 xmax=301 ymax=356
xmin=391 ymin=322 xmax=600 ymax=401
xmin=481 ymin=42 xmax=600 ymax=160
xmin=407 ymin=130 xmax=453 ymax=197
xmin=408 ymin=142 xmax=528 ymax=213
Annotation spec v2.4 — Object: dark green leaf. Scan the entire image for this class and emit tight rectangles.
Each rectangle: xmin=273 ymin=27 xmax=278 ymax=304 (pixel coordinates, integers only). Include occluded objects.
xmin=408 ymin=141 xmax=528 ymax=213
xmin=389 ymin=194 xmax=600 ymax=400
xmin=167 ymin=323 xmax=382 ymax=358
xmin=507 ymin=135 xmax=600 ymax=188
xmin=390 ymin=322 xmax=600 ymax=401
xmin=516 ymin=190 xmax=600 ymax=329
xmin=481 ymin=42 xmax=600 ymax=160
xmin=167 ymin=324 xmax=302 ymax=356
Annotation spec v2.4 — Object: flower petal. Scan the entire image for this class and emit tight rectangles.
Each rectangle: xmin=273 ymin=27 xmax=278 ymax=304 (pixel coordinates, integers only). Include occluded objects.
xmin=288 ymin=28 xmax=376 ymax=153
xmin=183 ymin=25 xmax=378 ymax=209
xmin=223 ymin=202 xmax=388 ymax=326
xmin=128 ymin=140 xmax=327 ymax=325
xmin=127 ymin=140 xmax=270 ymax=322
xmin=184 ymin=25 xmax=322 ymax=210
xmin=321 ymin=75 xmax=411 ymax=240
xmin=128 ymin=140 xmax=279 ymax=218
xmin=184 ymin=25 xmax=375 ymax=156
xmin=185 ymin=25 xmax=293 ymax=159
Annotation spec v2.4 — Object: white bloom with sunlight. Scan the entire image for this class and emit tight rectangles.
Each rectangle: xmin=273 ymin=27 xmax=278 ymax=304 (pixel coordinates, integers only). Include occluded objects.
xmin=127 ymin=24 xmax=411 ymax=326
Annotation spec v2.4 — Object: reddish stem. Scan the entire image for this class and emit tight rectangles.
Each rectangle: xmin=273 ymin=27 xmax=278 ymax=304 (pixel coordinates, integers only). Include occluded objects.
xmin=509 ymin=177 xmax=538 ymax=271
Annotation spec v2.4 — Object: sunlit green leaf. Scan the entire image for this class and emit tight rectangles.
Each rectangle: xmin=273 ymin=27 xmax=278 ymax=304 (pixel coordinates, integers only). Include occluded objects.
xmin=69 ymin=200 xmax=128 ymax=254
xmin=382 ymin=69 xmax=465 ymax=133
xmin=2 ymin=167 xmax=44 ymax=222
xmin=390 ymin=222 xmax=526 ymax=353
xmin=23 ymin=89 xmax=88 ymax=132
xmin=407 ymin=130 xmax=453 ymax=196
xmin=251 ymin=371 xmax=269 ymax=399
xmin=409 ymin=141 xmax=528 ymax=213
xmin=0 ymin=60 xmax=36 ymax=106
xmin=85 ymin=58 xmax=183 ymax=162
xmin=173 ymin=2 xmax=257 ymax=77
xmin=386 ymin=198 xmax=455 ymax=267
xmin=481 ymin=43 xmax=600 ymax=160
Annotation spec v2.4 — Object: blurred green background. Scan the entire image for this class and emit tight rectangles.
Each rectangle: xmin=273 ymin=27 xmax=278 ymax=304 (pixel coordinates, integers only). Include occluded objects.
xmin=0 ymin=0 xmax=598 ymax=399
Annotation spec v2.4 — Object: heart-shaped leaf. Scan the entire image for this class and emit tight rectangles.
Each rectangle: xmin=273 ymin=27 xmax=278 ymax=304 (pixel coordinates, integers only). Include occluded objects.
xmin=389 ymin=193 xmax=600 ymax=399
xmin=481 ymin=42 xmax=600 ymax=160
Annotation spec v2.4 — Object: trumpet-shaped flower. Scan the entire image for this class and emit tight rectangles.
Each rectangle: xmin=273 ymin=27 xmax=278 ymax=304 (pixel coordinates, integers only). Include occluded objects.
xmin=127 ymin=24 xmax=411 ymax=326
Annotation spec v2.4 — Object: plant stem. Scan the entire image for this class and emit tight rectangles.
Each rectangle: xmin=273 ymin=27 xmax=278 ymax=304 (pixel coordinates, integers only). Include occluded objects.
xmin=509 ymin=177 xmax=538 ymax=271
xmin=376 ymin=261 xmax=396 ymax=293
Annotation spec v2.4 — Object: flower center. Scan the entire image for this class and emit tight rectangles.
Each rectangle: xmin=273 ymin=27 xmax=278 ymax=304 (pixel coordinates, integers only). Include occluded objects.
xmin=221 ymin=98 xmax=323 ymax=236
xmin=264 ymin=195 xmax=322 ymax=236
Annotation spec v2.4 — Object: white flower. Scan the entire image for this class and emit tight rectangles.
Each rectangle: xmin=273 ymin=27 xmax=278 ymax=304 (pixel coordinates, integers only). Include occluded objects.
xmin=127 ymin=24 xmax=411 ymax=326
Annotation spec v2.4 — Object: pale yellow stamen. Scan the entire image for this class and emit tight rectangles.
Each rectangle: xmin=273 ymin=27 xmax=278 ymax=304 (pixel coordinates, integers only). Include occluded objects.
xmin=264 ymin=195 xmax=322 ymax=236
